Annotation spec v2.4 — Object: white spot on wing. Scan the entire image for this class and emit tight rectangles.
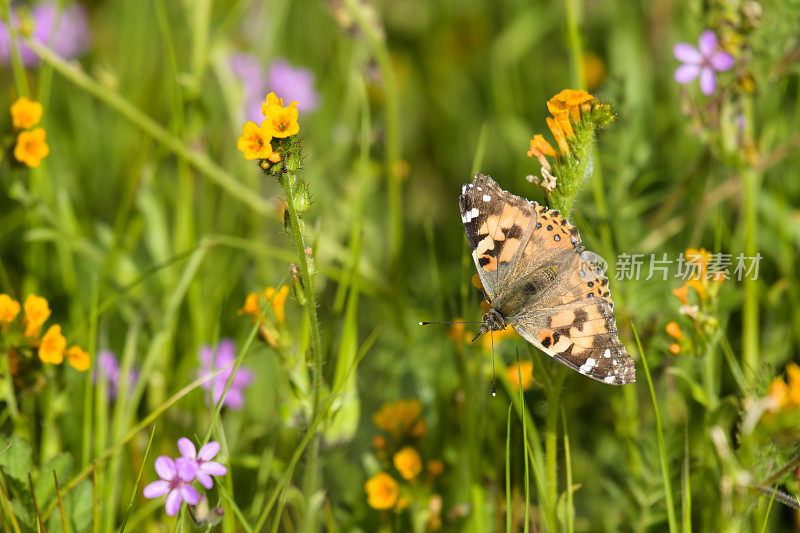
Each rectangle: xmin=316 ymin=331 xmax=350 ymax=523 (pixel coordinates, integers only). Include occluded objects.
xmin=470 ymin=207 xmax=479 ymax=218
xmin=483 ymin=194 xmax=491 ymax=202
xmin=579 ymin=357 xmax=597 ymax=374
xmin=603 ymin=348 xmax=611 ymax=358
xmin=603 ymin=376 xmax=616 ymax=384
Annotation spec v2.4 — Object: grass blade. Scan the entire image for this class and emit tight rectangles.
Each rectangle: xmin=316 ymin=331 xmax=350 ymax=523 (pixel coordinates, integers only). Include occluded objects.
xmin=118 ymin=424 xmax=156 ymax=533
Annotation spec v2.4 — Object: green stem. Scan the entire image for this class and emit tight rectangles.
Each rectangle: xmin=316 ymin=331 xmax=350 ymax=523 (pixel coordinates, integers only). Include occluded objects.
xmin=0 ymin=0 xmax=30 ymax=97
xmin=544 ymin=368 xmax=566 ymax=525
xmin=279 ymin=170 xmax=325 ymax=532
xmin=342 ymin=0 xmax=401 ymax=262
xmin=741 ymin=164 xmax=759 ymax=379
xmin=23 ymin=39 xmax=270 ymax=215
xmin=563 ymin=0 xmax=585 ymax=89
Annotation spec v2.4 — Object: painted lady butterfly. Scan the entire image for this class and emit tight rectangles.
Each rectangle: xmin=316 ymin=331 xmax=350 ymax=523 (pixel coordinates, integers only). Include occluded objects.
xmin=461 ymin=173 xmax=635 ymax=385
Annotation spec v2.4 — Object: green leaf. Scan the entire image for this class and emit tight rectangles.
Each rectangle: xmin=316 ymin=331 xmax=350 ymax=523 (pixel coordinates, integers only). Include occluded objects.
xmin=0 ymin=435 xmax=33 ymax=483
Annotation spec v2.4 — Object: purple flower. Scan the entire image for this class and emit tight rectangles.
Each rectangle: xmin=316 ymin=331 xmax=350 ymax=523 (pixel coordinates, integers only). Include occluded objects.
xmin=229 ymin=53 xmax=319 ymax=122
xmin=673 ymin=30 xmax=734 ymax=96
xmin=267 ymin=60 xmax=319 ymax=112
xmin=142 ymin=456 xmax=199 ymax=516
xmin=93 ymin=350 xmax=138 ymax=398
xmin=0 ymin=2 xmax=90 ymax=66
xmin=177 ymin=438 xmax=228 ymax=489
xmin=198 ymin=339 xmax=252 ymax=410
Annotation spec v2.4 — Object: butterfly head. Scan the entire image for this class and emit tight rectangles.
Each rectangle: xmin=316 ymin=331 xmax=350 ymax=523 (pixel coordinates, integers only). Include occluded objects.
xmin=472 ymin=307 xmax=506 ymax=342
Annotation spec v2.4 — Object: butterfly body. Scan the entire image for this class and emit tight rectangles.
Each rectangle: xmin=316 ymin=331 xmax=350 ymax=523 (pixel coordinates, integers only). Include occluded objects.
xmin=460 ymin=173 xmax=635 ymax=385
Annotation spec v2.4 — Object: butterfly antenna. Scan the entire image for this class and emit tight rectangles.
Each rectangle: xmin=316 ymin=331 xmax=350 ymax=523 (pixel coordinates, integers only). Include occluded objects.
xmin=418 ymin=320 xmax=481 ymax=326
xmin=490 ymin=330 xmax=496 ymax=397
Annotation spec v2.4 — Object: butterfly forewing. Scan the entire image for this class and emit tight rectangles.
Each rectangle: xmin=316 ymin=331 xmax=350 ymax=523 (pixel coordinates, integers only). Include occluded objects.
xmin=460 ymin=173 xmax=636 ymax=385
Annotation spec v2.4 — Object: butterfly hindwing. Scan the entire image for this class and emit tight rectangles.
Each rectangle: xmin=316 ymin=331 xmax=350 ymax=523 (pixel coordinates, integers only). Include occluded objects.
xmin=460 ymin=173 xmax=636 ymax=385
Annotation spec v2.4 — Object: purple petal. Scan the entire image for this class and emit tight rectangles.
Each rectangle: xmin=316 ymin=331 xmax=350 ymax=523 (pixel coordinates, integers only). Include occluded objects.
xmin=165 ymin=489 xmax=183 ymax=516
xmin=268 ymin=60 xmax=319 ymax=113
xmin=198 ymin=441 xmax=220 ymax=462
xmin=215 ymin=339 xmax=236 ymax=366
xmin=175 ymin=457 xmax=198 ymax=482
xmin=154 ymin=456 xmax=176 ymax=481
xmin=177 ymin=438 xmax=197 ymax=460
xmin=223 ymin=388 xmax=244 ymax=410
xmin=673 ymin=43 xmax=703 ymax=64
xmin=699 ymin=67 xmax=716 ymax=95
xmin=196 ymin=471 xmax=214 ymax=489
xmin=179 ymin=484 xmax=200 ymax=506
xmin=200 ymin=461 xmax=228 ymax=477
xmin=232 ymin=367 xmax=253 ymax=387
xmin=674 ymin=64 xmax=701 ymax=84
xmin=697 ymin=30 xmax=718 ymax=57
xmin=198 ymin=345 xmax=215 ymax=367
xmin=710 ymin=51 xmax=734 ymax=71
xmin=143 ymin=480 xmax=171 ymax=499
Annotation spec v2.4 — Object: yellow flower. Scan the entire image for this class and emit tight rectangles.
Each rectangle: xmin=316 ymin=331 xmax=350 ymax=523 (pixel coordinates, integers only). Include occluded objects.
xmin=685 ymin=248 xmax=712 ymax=280
xmin=580 ymin=52 xmax=606 ymax=90
xmin=373 ymin=399 xmax=422 ymax=436
xmin=506 ymin=360 xmax=534 ymax=391
xmin=264 ymin=285 xmax=289 ymax=323
xmin=265 ymin=102 xmax=300 ymax=138
xmin=365 ymin=472 xmax=399 ymax=510
xmin=11 ymin=97 xmax=43 ymax=129
xmin=237 ymin=293 xmax=261 ymax=321
xmin=767 ymin=378 xmax=788 ymax=411
xmin=665 ymin=321 xmax=682 ymax=339
xmin=787 ymin=363 xmax=800 ymax=407
xmin=39 ymin=324 xmax=66 ymax=364
xmin=546 ymin=116 xmax=570 ymax=154
xmin=393 ymin=446 xmax=422 ymax=480
xmin=260 ymin=92 xmax=285 ymax=117
xmin=427 ymin=459 xmax=444 ymax=477
xmin=669 ymin=343 xmax=681 ymax=355
xmin=23 ymin=294 xmax=51 ymax=338
xmin=547 ymin=89 xmax=595 ymax=121
xmin=66 ymin=345 xmax=90 ymax=371
xmin=237 ymin=121 xmax=274 ymax=160
xmin=0 ymin=294 xmax=21 ymax=323
xmin=14 ymin=128 xmax=50 ymax=168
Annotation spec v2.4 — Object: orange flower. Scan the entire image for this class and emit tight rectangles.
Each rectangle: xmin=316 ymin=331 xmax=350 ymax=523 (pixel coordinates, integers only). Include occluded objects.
xmin=365 ymin=472 xmax=399 ymax=510
xmin=39 ymin=324 xmax=66 ymax=364
xmin=237 ymin=121 xmax=273 ymax=160
xmin=372 ymin=435 xmax=387 ymax=450
xmin=237 ymin=293 xmax=261 ymax=321
xmin=665 ymin=322 xmax=682 ymax=339
xmin=14 ymin=128 xmax=50 ymax=168
xmin=427 ymin=459 xmax=444 ymax=477
xmin=787 ymin=363 xmax=800 ymax=406
xmin=685 ymin=248 xmax=712 ymax=280
xmin=767 ymin=378 xmax=788 ymax=411
xmin=66 ymin=345 xmax=90 ymax=371
xmin=547 ymin=89 xmax=595 ymax=121
xmin=264 ymin=285 xmax=289 ymax=323
xmin=580 ymin=52 xmax=606 ymax=90
xmin=672 ymin=284 xmax=690 ymax=306
xmin=373 ymin=399 xmax=422 ymax=436
xmin=669 ymin=343 xmax=681 ymax=355
xmin=10 ymin=97 xmax=43 ymax=129
xmin=393 ymin=446 xmax=423 ymax=480
xmin=527 ymin=134 xmax=557 ymax=158
xmin=506 ymin=360 xmax=535 ymax=391
xmin=546 ymin=116 xmax=570 ymax=154
xmin=23 ymin=294 xmax=51 ymax=338
xmin=0 ymin=294 xmax=21 ymax=323
xmin=481 ymin=325 xmax=518 ymax=353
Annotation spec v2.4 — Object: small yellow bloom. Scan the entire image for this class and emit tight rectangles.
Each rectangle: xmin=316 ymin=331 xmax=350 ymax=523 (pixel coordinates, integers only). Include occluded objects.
xmin=410 ymin=419 xmax=427 ymax=438
xmin=365 ymin=472 xmax=399 ymax=510
xmin=14 ymin=128 xmax=50 ymax=168
xmin=264 ymin=285 xmax=289 ymax=323
xmin=669 ymin=343 xmax=681 ymax=355
xmin=265 ymin=102 xmax=300 ymax=138
xmin=685 ymin=248 xmax=712 ymax=280
xmin=23 ymin=294 xmax=51 ymax=338
xmin=580 ymin=52 xmax=606 ymax=90
xmin=373 ymin=399 xmax=422 ymax=436
xmin=393 ymin=446 xmax=423 ymax=480
xmin=506 ymin=360 xmax=535 ymax=391
xmin=527 ymin=134 xmax=557 ymax=159
xmin=268 ymin=152 xmax=281 ymax=163
xmin=11 ymin=97 xmax=43 ymax=129
xmin=39 ymin=324 xmax=66 ymax=364
xmin=786 ymin=363 xmax=800 ymax=407
xmin=372 ymin=435 xmax=387 ymax=450
xmin=237 ymin=293 xmax=261 ymax=321
xmin=665 ymin=321 xmax=682 ymax=339
xmin=545 ymin=116 xmax=570 ymax=154
xmin=66 ymin=345 xmax=90 ymax=371
xmin=260 ymin=92 xmax=284 ymax=117
xmin=237 ymin=121 xmax=274 ymax=160
xmin=447 ymin=320 xmax=465 ymax=344
xmin=547 ymin=89 xmax=595 ymax=121
xmin=687 ymin=279 xmax=707 ymax=301
xmin=471 ymin=273 xmax=484 ymax=290
xmin=427 ymin=459 xmax=444 ymax=477
xmin=0 ymin=294 xmax=21 ymax=323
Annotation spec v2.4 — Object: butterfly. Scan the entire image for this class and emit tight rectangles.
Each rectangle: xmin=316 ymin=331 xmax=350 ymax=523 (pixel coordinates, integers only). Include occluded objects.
xmin=460 ymin=173 xmax=635 ymax=385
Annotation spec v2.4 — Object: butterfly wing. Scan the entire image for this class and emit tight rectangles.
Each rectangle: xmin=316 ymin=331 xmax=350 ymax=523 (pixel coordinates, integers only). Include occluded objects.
xmin=459 ymin=173 xmax=635 ymax=385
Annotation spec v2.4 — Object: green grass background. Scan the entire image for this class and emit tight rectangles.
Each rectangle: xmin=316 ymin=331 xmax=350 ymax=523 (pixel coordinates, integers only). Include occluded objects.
xmin=1 ymin=0 xmax=800 ymax=531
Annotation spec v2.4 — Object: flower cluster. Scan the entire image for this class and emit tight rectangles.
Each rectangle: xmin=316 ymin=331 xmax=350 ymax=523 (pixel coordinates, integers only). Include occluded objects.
xmin=143 ymin=438 xmax=227 ymax=517
xmin=197 ymin=339 xmax=252 ymax=411
xmin=525 ymin=89 xmax=616 ymax=214
xmin=0 ymin=293 xmax=89 ymax=374
xmin=238 ymin=285 xmax=290 ymax=347
xmin=9 ymin=97 xmax=49 ymax=168
xmin=666 ymin=248 xmax=725 ymax=356
xmin=365 ymin=399 xmax=444 ymax=528
xmin=237 ymin=92 xmax=300 ymax=163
